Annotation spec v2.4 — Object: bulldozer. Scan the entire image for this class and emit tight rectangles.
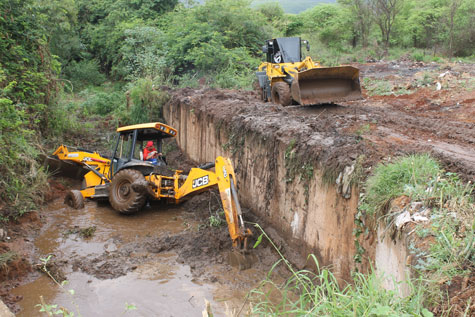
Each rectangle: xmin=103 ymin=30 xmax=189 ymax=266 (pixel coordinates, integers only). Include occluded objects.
xmin=50 ymin=122 xmax=254 ymax=265
xmin=256 ymin=37 xmax=362 ymax=106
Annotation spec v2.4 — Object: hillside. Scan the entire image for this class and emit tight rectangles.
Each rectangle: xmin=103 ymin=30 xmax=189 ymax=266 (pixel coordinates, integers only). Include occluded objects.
xmin=252 ymin=0 xmax=335 ymax=13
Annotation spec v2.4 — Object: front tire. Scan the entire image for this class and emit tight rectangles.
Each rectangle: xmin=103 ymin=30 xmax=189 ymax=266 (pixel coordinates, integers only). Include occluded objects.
xmin=271 ymin=82 xmax=291 ymax=106
xmin=109 ymin=169 xmax=147 ymax=214
xmin=64 ymin=190 xmax=84 ymax=209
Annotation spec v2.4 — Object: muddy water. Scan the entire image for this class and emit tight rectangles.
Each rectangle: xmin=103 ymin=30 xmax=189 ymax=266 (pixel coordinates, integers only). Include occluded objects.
xmin=12 ymin=199 xmax=263 ymax=316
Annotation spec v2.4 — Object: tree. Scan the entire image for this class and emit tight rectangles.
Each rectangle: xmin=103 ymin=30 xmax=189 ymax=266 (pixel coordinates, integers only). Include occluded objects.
xmin=339 ymin=0 xmax=373 ymax=47
xmin=371 ymin=0 xmax=404 ymax=48
xmin=446 ymin=0 xmax=462 ymax=56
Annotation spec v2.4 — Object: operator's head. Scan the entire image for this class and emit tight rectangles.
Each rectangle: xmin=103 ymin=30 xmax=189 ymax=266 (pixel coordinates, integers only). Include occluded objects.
xmin=146 ymin=141 xmax=154 ymax=149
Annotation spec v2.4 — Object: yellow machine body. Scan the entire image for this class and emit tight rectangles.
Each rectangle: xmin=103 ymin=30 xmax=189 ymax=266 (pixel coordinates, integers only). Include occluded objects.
xmin=51 ymin=122 xmax=251 ymax=249
xmin=256 ymin=37 xmax=362 ymax=106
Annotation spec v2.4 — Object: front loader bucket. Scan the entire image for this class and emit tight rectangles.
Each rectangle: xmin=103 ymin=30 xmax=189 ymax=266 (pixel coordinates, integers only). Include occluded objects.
xmin=291 ymin=66 xmax=362 ymax=105
xmin=43 ymin=155 xmax=86 ymax=179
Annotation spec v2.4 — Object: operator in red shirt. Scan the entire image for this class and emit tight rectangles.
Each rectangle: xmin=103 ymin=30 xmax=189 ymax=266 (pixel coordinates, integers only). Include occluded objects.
xmin=143 ymin=141 xmax=161 ymax=161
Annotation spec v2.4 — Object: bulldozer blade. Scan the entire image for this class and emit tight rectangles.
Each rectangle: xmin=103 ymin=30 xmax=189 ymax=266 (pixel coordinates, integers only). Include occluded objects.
xmin=291 ymin=66 xmax=362 ymax=105
xmin=227 ymin=250 xmax=257 ymax=270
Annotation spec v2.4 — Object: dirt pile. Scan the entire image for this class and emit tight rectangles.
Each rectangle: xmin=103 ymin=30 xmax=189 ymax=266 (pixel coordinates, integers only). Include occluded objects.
xmin=168 ymin=60 xmax=475 ymax=182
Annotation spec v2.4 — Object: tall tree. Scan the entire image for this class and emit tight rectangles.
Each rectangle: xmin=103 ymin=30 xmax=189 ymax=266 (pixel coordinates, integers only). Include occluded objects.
xmin=446 ymin=0 xmax=462 ymax=56
xmin=371 ymin=0 xmax=404 ymax=48
xmin=339 ymin=0 xmax=373 ymax=47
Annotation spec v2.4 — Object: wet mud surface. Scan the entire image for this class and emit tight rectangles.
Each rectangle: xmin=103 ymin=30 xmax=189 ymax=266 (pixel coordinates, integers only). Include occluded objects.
xmin=4 ymin=184 xmax=282 ymax=316
xmin=170 ymin=60 xmax=474 ymax=182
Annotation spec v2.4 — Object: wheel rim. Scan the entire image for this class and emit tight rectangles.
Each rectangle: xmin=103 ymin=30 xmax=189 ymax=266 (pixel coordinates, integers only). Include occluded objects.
xmin=116 ymin=180 xmax=132 ymax=202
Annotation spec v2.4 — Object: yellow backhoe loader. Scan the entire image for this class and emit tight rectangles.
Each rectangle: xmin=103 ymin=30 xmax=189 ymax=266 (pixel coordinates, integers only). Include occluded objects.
xmin=256 ymin=37 xmax=362 ymax=106
xmin=50 ymin=122 xmax=253 ymax=266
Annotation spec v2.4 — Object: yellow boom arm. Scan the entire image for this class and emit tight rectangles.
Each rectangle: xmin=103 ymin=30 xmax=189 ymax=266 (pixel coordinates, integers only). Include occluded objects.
xmin=52 ymin=145 xmax=251 ymax=250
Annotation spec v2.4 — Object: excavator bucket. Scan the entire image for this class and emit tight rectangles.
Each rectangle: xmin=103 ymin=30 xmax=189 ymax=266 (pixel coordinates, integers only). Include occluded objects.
xmin=227 ymin=249 xmax=258 ymax=270
xmin=290 ymin=66 xmax=362 ymax=105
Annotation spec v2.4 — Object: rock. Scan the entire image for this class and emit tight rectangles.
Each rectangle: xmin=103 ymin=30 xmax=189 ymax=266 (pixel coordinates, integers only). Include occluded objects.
xmin=336 ymin=164 xmax=355 ymax=199
xmin=395 ymin=210 xmax=411 ymax=229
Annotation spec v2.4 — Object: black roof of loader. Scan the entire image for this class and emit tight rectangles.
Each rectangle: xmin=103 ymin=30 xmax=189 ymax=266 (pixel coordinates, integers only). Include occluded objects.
xmin=266 ymin=37 xmax=302 ymax=63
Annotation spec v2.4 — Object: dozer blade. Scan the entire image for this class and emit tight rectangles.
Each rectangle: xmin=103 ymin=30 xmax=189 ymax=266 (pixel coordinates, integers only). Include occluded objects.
xmin=291 ymin=66 xmax=362 ymax=105
xmin=227 ymin=249 xmax=258 ymax=270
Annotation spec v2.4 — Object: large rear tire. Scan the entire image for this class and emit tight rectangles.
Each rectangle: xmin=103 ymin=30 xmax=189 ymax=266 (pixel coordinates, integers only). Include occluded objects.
xmin=109 ymin=169 xmax=147 ymax=214
xmin=271 ymin=82 xmax=292 ymax=106
xmin=64 ymin=190 xmax=84 ymax=209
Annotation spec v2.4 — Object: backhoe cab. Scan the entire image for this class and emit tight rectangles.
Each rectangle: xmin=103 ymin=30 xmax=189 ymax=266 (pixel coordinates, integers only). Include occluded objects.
xmin=256 ymin=37 xmax=362 ymax=106
xmin=52 ymin=122 xmax=253 ymax=254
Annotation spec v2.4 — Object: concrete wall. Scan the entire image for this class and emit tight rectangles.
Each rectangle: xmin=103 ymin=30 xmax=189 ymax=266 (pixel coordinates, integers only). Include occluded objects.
xmin=164 ymin=97 xmax=358 ymax=279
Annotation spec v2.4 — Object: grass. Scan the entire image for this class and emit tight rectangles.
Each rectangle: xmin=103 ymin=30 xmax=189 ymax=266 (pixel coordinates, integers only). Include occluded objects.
xmin=249 ymin=225 xmax=433 ymax=316
xmin=0 ymin=251 xmax=17 ymax=269
xmin=362 ymin=77 xmax=412 ymax=96
xmin=358 ymin=154 xmax=475 ymax=307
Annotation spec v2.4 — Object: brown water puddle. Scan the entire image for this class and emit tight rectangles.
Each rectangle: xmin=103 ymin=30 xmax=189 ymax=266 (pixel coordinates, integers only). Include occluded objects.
xmin=11 ymin=199 xmax=269 ymax=316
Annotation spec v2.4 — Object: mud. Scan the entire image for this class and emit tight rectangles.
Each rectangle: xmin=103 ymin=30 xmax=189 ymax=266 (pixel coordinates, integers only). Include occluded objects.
xmin=4 ymin=179 xmax=282 ymax=316
xmin=168 ymin=60 xmax=474 ymax=182
xmin=2 ymin=59 xmax=473 ymax=315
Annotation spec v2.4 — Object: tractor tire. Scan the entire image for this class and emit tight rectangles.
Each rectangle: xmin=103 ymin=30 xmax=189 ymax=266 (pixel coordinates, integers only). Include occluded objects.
xmin=109 ymin=169 xmax=147 ymax=215
xmin=271 ymin=82 xmax=292 ymax=106
xmin=64 ymin=190 xmax=84 ymax=209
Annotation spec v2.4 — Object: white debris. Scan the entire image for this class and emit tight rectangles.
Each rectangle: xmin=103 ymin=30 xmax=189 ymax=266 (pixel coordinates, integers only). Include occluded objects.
xmin=394 ymin=206 xmax=431 ymax=230
xmin=436 ymin=82 xmax=442 ymax=90
xmin=291 ymin=212 xmax=300 ymax=236
xmin=412 ymin=213 xmax=429 ymax=222
xmin=439 ymin=71 xmax=450 ymax=78
xmin=395 ymin=210 xmax=411 ymax=229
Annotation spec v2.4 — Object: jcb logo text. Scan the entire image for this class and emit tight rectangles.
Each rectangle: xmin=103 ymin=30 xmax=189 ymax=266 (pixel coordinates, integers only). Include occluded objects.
xmin=192 ymin=175 xmax=209 ymax=189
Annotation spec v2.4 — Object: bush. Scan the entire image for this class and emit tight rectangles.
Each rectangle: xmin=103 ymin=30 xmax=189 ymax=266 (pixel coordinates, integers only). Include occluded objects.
xmin=357 ymin=154 xmax=475 ymax=310
xmin=80 ymin=90 xmax=124 ymax=116
xmin=63 ymin=59 xmax=106 ymax=91
xmin=118 ymin=78 xmax=170 ymax=125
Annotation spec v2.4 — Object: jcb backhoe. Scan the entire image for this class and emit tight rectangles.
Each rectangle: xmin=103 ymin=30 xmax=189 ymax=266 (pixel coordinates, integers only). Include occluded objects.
xmin=256 ymin=37 xmax=362 ymax=106
xmin=50 ymin=122 xmax=253 ymax=264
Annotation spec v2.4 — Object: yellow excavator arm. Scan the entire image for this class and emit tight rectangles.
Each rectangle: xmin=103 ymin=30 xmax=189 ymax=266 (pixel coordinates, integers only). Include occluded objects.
xmin=172 ymin=157 xmax=252 ymax=249
xmin=51 ymin=145 xmax=252 ymax=252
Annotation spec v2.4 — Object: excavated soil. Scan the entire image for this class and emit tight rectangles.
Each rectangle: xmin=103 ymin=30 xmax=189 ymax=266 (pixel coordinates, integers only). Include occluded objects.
xmin=169 ymin=60 xmax=474 ymax=182
xmin=1 ymin=60 xmax=474 ymax=315
xmin=3 ymin=162 xmax=283 ymax=315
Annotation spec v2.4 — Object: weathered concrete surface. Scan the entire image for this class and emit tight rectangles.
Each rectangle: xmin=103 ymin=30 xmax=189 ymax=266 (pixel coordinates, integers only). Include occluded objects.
xmin=163 ymin=89 xmax=359 ymax=279
xmin=375 ymin=224 xmax=411 ymax=296
xmin=0 ymin=299 xmax=14 ymax=317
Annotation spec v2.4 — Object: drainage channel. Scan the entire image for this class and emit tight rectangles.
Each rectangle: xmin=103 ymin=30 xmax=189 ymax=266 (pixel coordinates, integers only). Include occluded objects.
xmin=11 ymin=197 xmax=270 ymax=316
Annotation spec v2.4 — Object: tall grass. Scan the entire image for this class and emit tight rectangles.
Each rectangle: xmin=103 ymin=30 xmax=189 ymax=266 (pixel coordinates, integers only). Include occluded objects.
xmin=360 ymin=154 xmax=441 ymax=218
xmin=358 ymin=154 xmax=475 ymax=308
xmin=249 ymin=227 xmax=433 ymax=316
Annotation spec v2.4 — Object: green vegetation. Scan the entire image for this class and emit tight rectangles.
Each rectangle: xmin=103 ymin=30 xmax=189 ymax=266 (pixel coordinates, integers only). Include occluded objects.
xmin=251 ymin=225 xmax=433 ymax=315
xmin=251 ymin=259 xmax=432 ymax=315
xmin=359 ymin=154 xmax=474 ymax=306
xmin=0 ymin=251 xmax=17 ymax=269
